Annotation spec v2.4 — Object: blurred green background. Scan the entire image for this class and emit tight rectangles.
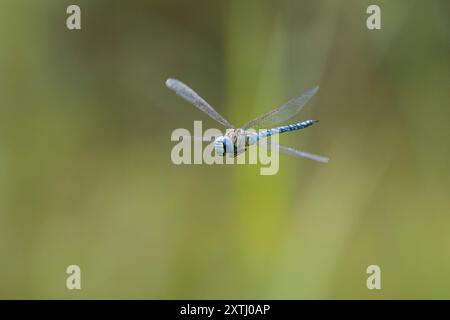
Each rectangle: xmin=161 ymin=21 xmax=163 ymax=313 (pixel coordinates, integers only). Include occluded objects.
xmin=0 ymin=0 xmax=449 ymax=299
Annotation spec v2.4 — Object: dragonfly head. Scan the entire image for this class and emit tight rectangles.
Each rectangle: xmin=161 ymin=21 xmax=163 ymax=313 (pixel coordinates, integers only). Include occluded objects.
xmin=214 ymin=135 xmax=233 ymax=156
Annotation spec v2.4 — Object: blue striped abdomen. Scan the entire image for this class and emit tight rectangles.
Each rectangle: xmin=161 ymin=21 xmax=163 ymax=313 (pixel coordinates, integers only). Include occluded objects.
xmin=256 ymin=120 xmax=318 ymax=141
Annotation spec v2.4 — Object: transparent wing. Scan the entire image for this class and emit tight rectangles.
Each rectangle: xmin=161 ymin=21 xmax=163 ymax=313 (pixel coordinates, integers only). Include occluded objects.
xmin=177 ymin=135 xmax=214 ymax=142
xmin=262 ymin=140 xmax=329 ymax=163
xmin=166 ymin=78 xmax=234 ymax=129
xmin=242 ymin=86 xmax=319 ymax=130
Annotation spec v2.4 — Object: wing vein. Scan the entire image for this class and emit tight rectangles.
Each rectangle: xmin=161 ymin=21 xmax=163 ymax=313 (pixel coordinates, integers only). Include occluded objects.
xmin=166 ymin=78 xmax=234 ymax=129
xmin=242 ymin=86 xmax=319 ymax=130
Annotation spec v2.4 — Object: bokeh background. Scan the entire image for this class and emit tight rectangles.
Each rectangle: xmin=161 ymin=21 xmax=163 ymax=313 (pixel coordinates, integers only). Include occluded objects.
xmin=0 ymin=0 xmax=449 ymax=299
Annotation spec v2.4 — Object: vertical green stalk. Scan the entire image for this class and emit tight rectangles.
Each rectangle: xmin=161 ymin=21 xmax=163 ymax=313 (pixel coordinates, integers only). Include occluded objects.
xmin=224 ymin=0 xmax=288 ymax=297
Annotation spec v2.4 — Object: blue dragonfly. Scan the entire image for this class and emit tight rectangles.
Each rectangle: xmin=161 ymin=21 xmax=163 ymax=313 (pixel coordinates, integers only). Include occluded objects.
xmin=166 ymin=78 xmax=329 ymax=163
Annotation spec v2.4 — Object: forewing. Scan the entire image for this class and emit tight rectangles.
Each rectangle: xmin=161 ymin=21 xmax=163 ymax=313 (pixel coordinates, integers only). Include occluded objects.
xmin=166 ymin=78 xmax=234 ymax=129
xmin=242 ymin=86 xmax=319 ymax=130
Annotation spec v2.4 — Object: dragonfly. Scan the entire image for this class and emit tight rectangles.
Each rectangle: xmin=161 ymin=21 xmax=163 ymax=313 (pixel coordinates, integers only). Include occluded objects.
xmin=166 ymin=78 xmax=329 ymax=163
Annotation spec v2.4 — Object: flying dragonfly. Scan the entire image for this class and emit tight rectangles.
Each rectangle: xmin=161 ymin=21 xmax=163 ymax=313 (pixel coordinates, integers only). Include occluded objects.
xmin=166 ymin=78 xmax=329 ymax=163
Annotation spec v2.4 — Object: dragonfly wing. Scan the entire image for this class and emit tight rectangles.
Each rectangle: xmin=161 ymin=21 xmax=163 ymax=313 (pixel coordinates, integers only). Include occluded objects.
xmin=177 ymin=135 xmax=215 ymax=142
xmin=262 ymin=140 xmax=329 ymax=163
xmin=242 ymin=86 xmax=319 ymax=130
xmin=166 ymin=79 xmax=234 ymax=129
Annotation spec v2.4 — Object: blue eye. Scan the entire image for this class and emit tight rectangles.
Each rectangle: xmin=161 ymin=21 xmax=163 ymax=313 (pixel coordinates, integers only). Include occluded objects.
xmin=223 ymin=137 xmax=234 ymax=153
xmin=214 ymin=137 xmax=226 ymax=156
xmin=214 ymin=136 xmax=234 ymax=156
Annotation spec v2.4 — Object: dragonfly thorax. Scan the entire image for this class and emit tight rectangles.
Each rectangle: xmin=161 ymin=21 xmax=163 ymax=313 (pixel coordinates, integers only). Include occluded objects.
xmin=214 ymin=129 xmax=247 ymax=157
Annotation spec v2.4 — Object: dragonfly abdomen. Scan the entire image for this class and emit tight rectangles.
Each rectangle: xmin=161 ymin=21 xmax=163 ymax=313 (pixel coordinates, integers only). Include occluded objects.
xmin=256 ymin=119 xmax=318 ymax=140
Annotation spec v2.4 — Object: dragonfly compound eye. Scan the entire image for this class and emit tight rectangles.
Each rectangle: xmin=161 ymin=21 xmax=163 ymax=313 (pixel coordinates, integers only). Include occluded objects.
xmin=214 ymin=136 xmax=226 ymax=156
xmin=214 ymin=136 xmax=234 ymax=156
